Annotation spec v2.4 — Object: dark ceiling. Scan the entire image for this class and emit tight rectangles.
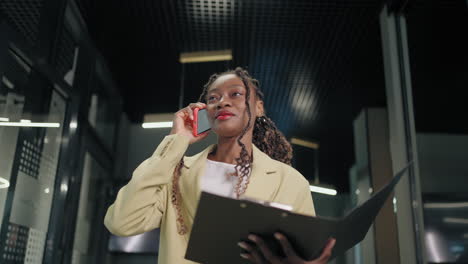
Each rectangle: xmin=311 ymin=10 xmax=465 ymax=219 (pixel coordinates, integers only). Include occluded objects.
xmin=405 ymin=0 xmax=468 ymax=135
xmin=73 ymin=0 xmax=468 ymax=193
xmin=75 ymin=0 xmax=390 ymax=193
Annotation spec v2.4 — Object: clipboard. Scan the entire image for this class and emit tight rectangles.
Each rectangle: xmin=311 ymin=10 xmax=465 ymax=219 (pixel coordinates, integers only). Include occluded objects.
xmin=185 ymin=163 xmax=412 ymax=263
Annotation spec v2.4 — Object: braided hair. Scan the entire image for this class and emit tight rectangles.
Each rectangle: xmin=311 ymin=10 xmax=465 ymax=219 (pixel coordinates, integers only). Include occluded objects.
xmin=171 ymin=67 xmax=293 ymax=235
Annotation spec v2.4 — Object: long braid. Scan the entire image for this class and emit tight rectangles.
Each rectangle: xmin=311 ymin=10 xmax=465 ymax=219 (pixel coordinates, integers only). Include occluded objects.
xmin=253 ymin=116 xmax=293 ymax=165
xmin=171 ymin=159 xmax=187 ymax=235
xmin=233 ymin=69 xmax=253 ymax=197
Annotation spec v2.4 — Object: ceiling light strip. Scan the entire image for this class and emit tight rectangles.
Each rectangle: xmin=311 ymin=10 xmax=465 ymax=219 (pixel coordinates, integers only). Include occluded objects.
xmin=443 ymin=217 xmax=468 ymax=225
xmin=179 ymin=49 xmax=232 ymax=64
xmin=291 ymin=137 xmax=319 ymax=149
xmin=142 ymin=122 xmax=173 ymax=129
xmin=309 ymin=185 xmax=337 ymax=196
xmin=0 ymin=177 xmax=10 ymax=189
xmin=0 ymin=122 xmax=60 ymax=128
xmin=424 ymin=202 xmax=468 ymax=209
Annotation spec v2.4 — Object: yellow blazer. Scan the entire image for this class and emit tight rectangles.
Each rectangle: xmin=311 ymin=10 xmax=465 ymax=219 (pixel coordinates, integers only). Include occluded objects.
xmin=104 ymin=133 xmax=316 ymax=263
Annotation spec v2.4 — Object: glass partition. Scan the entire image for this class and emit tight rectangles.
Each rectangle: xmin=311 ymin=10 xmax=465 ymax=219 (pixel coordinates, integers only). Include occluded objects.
xmin=404 ymin=1 xmax=468 ymax=262
xmin=71 ymin=152 xmax=108 ymax=264
xmin=88 ymin=80 xmax=118 ymax=151
xmin=0 ymin=52 xmax=67 ymax=263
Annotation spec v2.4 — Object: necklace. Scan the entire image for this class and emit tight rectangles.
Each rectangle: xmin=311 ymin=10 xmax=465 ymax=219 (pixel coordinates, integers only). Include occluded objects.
xmin=208 ymin=145 xmax=252 ymax=198
xmin=171 ymin=145 xmax=252 ymax=235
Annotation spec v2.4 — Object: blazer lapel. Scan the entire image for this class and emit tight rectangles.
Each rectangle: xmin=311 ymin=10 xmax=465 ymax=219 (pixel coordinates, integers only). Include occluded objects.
xmin=178 ymin=144 xmax=215 ymax=229
xmin=243 ymin=145 xmax=279 ymax=201
xmin=178 ymin=144 xmax=280 ymax=232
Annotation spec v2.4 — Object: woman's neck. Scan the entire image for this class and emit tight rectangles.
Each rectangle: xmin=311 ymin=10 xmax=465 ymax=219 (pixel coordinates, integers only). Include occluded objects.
xmin=208 ymin=135 xmax=253 ymax=165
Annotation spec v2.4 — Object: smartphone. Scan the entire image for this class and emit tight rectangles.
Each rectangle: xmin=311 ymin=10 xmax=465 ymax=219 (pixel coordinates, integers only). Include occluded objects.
xmin=193 ymin=108 xmax=211 ymax=137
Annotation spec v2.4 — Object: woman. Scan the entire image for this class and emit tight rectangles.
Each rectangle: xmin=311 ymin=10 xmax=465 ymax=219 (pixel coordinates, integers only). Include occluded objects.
xmin=104 ymin=68 xmax=335 ymax=263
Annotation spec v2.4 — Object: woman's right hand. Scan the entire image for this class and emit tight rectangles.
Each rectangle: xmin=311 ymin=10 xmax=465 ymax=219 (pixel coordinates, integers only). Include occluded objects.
xmin=170 ymin=102 xmax=210 ymax=144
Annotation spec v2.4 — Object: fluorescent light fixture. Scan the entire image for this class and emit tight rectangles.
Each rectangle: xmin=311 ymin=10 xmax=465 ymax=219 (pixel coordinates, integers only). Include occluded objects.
xmin=443 ymin=217 xmax=468 ymax=225
xmin=424 ymin=202 xmax=468 ymax=209
xmin=2 ymin=76 xmax=15 ymax=89
xmin=70 ymin=121 xmax=78 ymax=129
xmin=0 ymin=122 xmax=60 ymax=128
xmin=0 ymin=177 xmax=10 ymax=189
xmin=0 ymin=117 xmax=9 ymax=122
xmin=291 ymin=137 xmax=319 ymax=149
xmin=60 ymin=183 xmax=68 ymax=193
xmin=142 ymin=113 xmax=174 ymax=129
xmin=179 ymin=49 xmax=232 ymax=63
xmin=142 ymin=122 xmax=173 ymax=129
xmin=309 ymin=185 xmax=337 ymax=196
xmin=20 ymin=119 xmax=31 ymax=123
xmin=426 ymin=231 xmax=443 ymax=262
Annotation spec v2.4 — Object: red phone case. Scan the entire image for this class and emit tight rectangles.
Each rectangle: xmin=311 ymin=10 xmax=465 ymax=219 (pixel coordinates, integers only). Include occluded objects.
xmin=192 ymin=108 xmax=200 ymax=137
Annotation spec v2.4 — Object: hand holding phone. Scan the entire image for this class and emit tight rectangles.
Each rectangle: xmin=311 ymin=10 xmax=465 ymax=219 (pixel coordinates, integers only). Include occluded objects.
xmin=170 ymin=103 xmax=210 ymax=144
xmin=193 ymin=108 xmax=212 ymax=137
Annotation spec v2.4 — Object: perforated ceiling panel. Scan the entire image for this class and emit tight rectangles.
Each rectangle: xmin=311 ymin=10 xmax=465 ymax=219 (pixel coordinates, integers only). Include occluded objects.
xmin=405 ymin=0 xmax=468 ymax=134
xmin=54 ymin=24 xmax=76 ymax=79
xmin=170 ymin=0 xmax=386 ymax=138
xmin=0 ymin=0 xmax=43 ymax=46
xmin=75 ymin=0 xmax=388 ymax=191
xmin=176 ymin=0 xmax=235 ymax=52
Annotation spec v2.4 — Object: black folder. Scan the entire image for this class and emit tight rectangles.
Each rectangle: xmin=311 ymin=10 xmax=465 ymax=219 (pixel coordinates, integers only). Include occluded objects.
xmin=185 ymin=163 xmax=412 ymax=263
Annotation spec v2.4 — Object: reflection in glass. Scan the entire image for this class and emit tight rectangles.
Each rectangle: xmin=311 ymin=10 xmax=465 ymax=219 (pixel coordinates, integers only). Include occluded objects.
xmin=72 ymin=153 xmax=107 ymax=264
xmin=0 ymin=87 xmax=66 ymax=263
xmin=108 ymin=228 xmax=160 ymax=254
xmin=0 ymin=89 xmax=25 ymax=230
xmin=423 ymin=196 xmax=468 ymax=263
xmin=88 ymin=81 xmax=117 ymax=149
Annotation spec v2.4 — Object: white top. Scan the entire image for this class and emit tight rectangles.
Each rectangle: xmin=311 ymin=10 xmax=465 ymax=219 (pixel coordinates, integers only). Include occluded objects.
xmin=201 ymin=159 xmax=249 ymax=198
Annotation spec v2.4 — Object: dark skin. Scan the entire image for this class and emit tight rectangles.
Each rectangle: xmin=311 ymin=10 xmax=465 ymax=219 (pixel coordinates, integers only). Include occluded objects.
xmin=170 ymin=74 xmax=263 ymax=164
xmin=170 ymin=74 xmax=335 ymax=263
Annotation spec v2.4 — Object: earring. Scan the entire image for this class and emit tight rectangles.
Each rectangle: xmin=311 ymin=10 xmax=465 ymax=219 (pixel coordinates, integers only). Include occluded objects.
xmin=256 ymin=115 xmax=266 ymax=122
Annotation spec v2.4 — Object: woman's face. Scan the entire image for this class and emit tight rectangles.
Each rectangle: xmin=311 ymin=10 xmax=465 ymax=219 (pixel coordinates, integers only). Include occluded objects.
xmin=205 ymin=74 xmax=263 ymax=138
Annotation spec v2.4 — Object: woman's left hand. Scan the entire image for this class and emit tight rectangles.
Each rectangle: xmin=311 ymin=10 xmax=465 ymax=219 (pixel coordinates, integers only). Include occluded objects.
xmin=238 ymin=233 xmax=336 ymax=264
